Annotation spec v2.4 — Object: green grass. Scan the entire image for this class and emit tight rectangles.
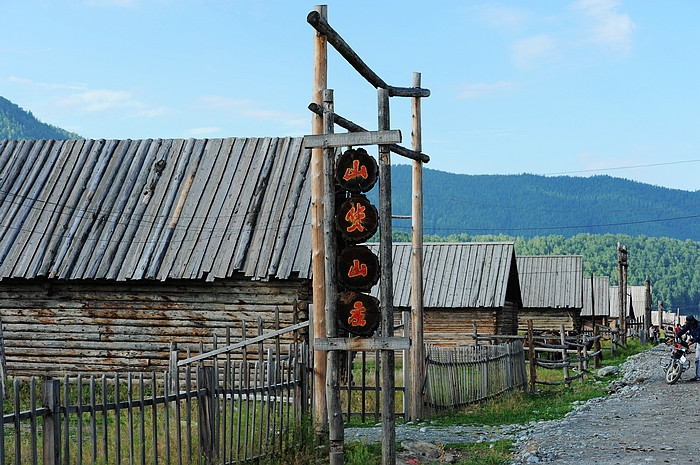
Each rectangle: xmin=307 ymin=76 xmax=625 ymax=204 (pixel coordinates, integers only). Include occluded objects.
xmin=330 ymin=338 xmax=654 ymax=465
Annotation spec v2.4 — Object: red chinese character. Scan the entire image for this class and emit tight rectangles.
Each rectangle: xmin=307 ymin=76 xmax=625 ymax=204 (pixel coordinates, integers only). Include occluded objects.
xmin=345 ymin=202 xmax=366 ymax=233
xmin=348 ymin=301 xmax=367 ymax=327
xmin=343 ymin=159 xmax=369 ymax=181
xmin=347 ymin=259 xmax=368 ymax=278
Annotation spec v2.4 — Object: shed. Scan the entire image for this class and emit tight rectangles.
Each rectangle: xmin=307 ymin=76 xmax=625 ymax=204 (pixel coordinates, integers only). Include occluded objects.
xmin=609 ymin=285 xmax=651 ymax=322
xmin=516 ymin=255 xmax=583 ymax=333
xmin=368 ymin=242 xmax=522 ymax=345
xmin=581 ymin=275 xmax=610 ymax=329
xmin=0 ymin=137 xmax=313 ymax=376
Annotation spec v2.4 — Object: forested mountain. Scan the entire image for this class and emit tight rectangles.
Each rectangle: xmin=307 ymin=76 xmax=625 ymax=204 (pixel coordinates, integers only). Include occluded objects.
xmin=384 ymin=166 xmax=700 ymax=315
xmin=384 ymin=165 xmax=700 ymax=242
xmin=0 ymin=96 xmax=81 ymax=140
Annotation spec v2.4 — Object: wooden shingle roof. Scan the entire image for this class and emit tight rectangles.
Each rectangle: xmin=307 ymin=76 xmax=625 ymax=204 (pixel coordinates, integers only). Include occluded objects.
xmin=368 ymin=242 xmax=522 ymax=309
xmin=0 ymin=137 xmax=312 ymax=281
xmin=581 ymin=275 xmax=610 ymax=317
xmin=517 ymin=255 xmax=583 ymax=309
xmin=609 ymin=285 xmax=650 ymax=319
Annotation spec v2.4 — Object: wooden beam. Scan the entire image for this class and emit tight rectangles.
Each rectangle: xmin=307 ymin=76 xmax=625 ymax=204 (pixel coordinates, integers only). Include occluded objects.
xmin=311 ymin=3 xmax=328 ymax=431
xmin=306 ymin=11 xmax=430 ymax=98
xmin=307 ymin=103 xmax=430 ymax=163
xmin=409 ymin=71 xmax=425 ymax=421
xmin=378 ymin=87 xmax=396 ymax=465
xmin=303 ymin=130 xmax=401 ymax=149
xmin=314 ymin=337 xmax=410 ymax=351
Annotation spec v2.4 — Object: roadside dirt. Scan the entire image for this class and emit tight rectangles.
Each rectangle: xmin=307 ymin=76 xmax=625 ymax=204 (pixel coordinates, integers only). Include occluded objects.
xmin=511 ymin=343 xmax=700 ymax=464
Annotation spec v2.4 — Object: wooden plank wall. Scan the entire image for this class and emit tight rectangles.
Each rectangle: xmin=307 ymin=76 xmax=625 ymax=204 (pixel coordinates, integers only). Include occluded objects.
xmin=517 ymin=309 xmax=582 ymax=333
xmin=423 ymin=308 xmax=517 ymax=347
xmin=0 ymin=276 xmax=310 ymax=377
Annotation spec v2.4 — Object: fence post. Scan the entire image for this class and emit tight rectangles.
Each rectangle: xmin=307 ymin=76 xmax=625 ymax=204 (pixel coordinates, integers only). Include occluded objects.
xmin=560 ymin=325 xmax=570 ymax=387
xmin=593 ymin=324 xmax=601 ymax=368
xmin=198 ymin=366 xmax=217 ymax=464
xmin=42 ymin=378 xmax=60 ymax=465
xmin=527 ymin=320 xmax=536 ymax=393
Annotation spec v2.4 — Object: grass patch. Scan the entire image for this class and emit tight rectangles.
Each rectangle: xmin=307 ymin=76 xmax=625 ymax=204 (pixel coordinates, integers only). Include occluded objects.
xmin=430 ymin=338 xmax=653 ymax=427
xmin=444 ymin=440 xmax=514 ymax=465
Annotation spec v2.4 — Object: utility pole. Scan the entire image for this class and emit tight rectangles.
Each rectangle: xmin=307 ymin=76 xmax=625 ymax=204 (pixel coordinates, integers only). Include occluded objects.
xmin=617 ymin=243 xmax=628 ymax=345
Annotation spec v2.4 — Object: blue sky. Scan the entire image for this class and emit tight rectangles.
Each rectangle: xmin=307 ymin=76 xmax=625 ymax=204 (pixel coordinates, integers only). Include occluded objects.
xmin=2 ymin=0 xmax=699 ymax=192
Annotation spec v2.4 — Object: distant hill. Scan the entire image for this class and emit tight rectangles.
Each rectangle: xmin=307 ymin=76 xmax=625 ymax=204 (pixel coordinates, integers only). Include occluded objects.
xmin=382 ymin=166 xmax=700 ymax=242
xmin=0 ymin=96 xmax=81 ymax=140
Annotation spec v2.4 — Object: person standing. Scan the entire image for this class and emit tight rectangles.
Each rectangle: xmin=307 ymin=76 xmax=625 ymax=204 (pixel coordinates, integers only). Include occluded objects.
xmin=676 ymin=315 xmax=700 ymax=381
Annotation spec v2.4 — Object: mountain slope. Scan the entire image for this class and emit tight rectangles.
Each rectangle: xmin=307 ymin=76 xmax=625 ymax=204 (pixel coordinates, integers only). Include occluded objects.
xmin=0 ymin=96 xmax=81 ymax=140
xmin=385 ymin=166 xmax=700 ymax=241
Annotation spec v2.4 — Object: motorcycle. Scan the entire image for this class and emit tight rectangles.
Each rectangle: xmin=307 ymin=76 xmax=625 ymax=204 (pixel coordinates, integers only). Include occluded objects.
xmin=662 ymin=337 xmax=691 ymax=384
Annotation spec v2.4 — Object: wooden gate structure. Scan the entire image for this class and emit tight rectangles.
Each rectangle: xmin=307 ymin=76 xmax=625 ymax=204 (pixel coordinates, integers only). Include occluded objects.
xmin=305 ymin=6 xmax=430 ymax=464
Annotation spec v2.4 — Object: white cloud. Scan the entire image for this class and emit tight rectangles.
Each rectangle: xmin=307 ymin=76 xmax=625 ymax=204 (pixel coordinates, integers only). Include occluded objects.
xmin=476 ymin=5 xmax=530 ymax=31
xmin=55 ymin=89 xmax=141 ymax=112
xmin=457 ymin=81 xmax=520 ymax=99
xmin=511 ymin=34 xmax=557 ymax=68
xmin=186 ymin=127 xmax=221 ymax=137
xmin=573 ymin=0 xmax=634 ymax=53
xmin=198 ymin=95 xmax=305 ymax=127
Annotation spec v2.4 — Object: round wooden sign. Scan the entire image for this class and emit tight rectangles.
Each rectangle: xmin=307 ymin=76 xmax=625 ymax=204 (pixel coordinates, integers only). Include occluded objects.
xmin=335 ymin=195 xmax=378 ymax=243
xmin=335 ymin=147 xmax=378 ymax=193
xmin=338 ymin=291 xmax=380 ymax=337
xmin=337 ymin=245 xmax=380 ymax=291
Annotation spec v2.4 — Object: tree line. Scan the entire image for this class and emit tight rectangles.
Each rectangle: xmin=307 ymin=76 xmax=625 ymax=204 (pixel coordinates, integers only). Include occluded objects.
xmin=0 ymin=96 xmax=80 ymax=140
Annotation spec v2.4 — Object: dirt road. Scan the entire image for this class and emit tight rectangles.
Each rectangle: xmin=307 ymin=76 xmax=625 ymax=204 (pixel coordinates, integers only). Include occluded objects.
xmin=511 ymin=343 xmax=700 ymax=464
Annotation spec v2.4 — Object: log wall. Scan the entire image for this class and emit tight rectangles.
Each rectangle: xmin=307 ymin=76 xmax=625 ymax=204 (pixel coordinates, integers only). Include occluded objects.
xmin=422 ymin=306 xmax=517 ymax=347
xmin=0 ymin=275 xmax=311 ymax=377
xmin=517 ymin=309 xmax=582 ymax=333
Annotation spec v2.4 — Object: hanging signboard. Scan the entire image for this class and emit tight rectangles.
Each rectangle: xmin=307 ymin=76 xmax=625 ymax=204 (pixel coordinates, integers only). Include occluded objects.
xmin=335 ymin=195 xmax=378 ymax=243
xmin=337 ymin=291 xmax=380 ymax=337
xmin=335 ymin=147 xmax=378 ymax=193
xmin=337 ymin=245 xmax=380 ymax=291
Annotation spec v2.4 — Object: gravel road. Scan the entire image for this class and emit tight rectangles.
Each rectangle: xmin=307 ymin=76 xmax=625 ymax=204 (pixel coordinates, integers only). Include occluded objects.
xmin=346 ymin=343 xmax=699 ymax=464
xmin=510 ymin=343 xmax=699 ymax=464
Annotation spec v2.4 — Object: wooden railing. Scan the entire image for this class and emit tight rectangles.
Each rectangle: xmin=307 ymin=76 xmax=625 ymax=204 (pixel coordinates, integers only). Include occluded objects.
xmin=1 ymin=319 xmax=311 ymax=465
xmin=424 ymin=340 xmax=527 ymax=411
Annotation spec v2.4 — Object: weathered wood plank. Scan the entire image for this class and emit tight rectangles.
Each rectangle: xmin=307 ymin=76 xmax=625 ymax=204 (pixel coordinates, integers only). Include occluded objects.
xmin=303 ymin=130 xmax=401 ymax=148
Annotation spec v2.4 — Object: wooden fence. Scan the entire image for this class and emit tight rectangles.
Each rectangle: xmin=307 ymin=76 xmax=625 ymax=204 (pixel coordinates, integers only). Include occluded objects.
xmin=1 ymin=320 xmax=311 ymax=465
xmin=424 ymin=340 xmax=527 ymax=411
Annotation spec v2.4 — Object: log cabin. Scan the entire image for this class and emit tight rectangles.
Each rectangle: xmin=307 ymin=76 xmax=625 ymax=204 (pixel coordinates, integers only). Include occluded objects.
xmin=581 ymin=275 xmax=610 ymax=330
xmin=369 ymin=242 xmax=523 ymax=345
xmin=516 ymin=255 xmax=583 ymax=334
xmin=0 ymin=137 xmax=313 ymax=377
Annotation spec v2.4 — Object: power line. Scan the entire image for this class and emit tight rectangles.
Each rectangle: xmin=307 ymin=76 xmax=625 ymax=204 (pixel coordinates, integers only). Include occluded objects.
xmin=542 ymin=158 xmax=700 ymax=176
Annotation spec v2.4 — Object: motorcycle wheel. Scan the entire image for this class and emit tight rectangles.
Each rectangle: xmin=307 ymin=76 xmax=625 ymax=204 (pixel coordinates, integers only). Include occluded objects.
xmin=666 ymin=360 xmax=683 ymax=384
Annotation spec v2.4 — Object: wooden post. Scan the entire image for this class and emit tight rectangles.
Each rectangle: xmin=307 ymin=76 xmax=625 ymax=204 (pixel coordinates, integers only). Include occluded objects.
xmin=409 ymin=71 xmax=425 ymax=422
xmin=617 ymin=243 xmax=628 ymax=345
xmin=378 ymin=87 xmax=396 ymax=465
xmin=644 ymin=276 xmax=652 ymax=337
xmin=527 ymin=319 xmax=536 ymax=393
xmin=42 ymin=379 xmax=60 ymax=465
xmin=322 ymin=89 xmax=344 ymax=465
xmin=593 ymin=323 xmax=601 ymax=368
xmin=590 ymin=274 xmax=596 ymax=333
xmin=658 ymin=301 xmax=664 ymax=336
xmin=611 ymin=320 xmax=618 ymax=357
xmin=560 ymin=325 xmax=569 ymax=387
xmin=311 ymin=4 xmax=328 ymax=429
xmin=198 ymin=366 xmax=216 ymax=464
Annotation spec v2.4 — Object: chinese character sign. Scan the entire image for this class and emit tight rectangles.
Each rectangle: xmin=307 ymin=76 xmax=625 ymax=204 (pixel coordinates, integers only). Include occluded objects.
xmin=338 ymin=291 xmax=380 ymax=336
xmin=335 ymin=147 xmax=378 ymax=193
